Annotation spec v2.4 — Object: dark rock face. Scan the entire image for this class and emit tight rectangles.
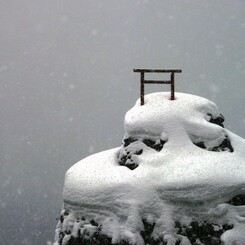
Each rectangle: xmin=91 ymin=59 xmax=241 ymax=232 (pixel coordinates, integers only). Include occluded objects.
xmin=140 ymin=220 xmax=161 ymax=245
xmin=211 ymin=136 xmax=234 ymax=152
xmin=227 ymin=194 xmax=245 ymax=206
xmin=117 ymin=137 xmax=166 ymax=170
xmin=141 ymin=139 xmax=166 ymax=152
xmin=66 ymin=233 xmax=128 ymax=245
xmin=193 ymin=113 xmax=234 ymax=152
xmin=56 ymin=210 xmax=235 ymax=245
xmin=175 ymin=221 xmax=233 ymax=245
xmin=193 ymin=135 xmax=234 ymax=153
xmin=57 ymin=212 xmax=133 ymax=245
xmin=208 ymin=113 xmax=224 ymax=128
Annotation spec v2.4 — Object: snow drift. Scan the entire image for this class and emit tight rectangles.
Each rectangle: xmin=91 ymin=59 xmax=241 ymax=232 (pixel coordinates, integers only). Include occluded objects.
xmin=54 ymin=92 xmax=245 ymax=245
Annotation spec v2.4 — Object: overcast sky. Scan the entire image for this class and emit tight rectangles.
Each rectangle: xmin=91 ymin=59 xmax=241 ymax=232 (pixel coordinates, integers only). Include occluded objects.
xmin=0 ymin=1 xmax=244 ymax=244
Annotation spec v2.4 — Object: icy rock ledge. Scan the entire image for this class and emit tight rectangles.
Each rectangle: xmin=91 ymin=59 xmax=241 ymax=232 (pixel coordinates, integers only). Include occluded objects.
xmin=55 ymin=195 xmax=245 ymax=245
xmin=54 ymin=93 xmax=245 ymax=245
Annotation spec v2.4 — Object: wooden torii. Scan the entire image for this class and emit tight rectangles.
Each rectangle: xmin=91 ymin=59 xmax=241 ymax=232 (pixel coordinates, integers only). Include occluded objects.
xmin=133 ymin=69 xmax=182 ymax=105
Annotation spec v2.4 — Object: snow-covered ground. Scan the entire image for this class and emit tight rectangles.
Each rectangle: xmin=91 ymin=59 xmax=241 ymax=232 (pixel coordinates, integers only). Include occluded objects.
xmin=55 ymin=93 xmax=245 ymax=245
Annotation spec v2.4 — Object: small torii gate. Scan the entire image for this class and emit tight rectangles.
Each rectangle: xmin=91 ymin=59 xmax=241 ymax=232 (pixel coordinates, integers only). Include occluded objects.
xmin=133 ymin=69 xmax=182 ymax=105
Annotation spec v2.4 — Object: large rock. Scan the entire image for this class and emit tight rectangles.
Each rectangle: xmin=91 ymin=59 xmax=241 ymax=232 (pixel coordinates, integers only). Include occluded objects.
xmin=54 ymin=93 xmax=245 ymax=245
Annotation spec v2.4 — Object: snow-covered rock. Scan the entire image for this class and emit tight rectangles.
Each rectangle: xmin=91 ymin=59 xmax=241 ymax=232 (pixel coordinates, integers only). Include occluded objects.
xmin=54 ymin=93 xmax=245 ymax=245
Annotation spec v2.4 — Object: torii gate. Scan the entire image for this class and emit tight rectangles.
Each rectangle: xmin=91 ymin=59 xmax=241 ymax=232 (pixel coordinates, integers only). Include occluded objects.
xmin=133 ymin=69 xmax=182 ymax=105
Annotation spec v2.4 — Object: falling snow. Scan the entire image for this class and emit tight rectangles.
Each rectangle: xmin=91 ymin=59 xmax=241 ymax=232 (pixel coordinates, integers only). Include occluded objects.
xmin=0 ymin=1 xmax=244 ymax=244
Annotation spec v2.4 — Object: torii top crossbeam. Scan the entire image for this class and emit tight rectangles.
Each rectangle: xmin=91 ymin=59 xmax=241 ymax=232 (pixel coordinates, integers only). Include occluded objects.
xmin=133 ymin=69 xmax=182 ymax=105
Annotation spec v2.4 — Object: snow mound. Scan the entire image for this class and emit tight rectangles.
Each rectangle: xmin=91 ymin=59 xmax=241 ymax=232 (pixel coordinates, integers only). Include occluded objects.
xmin=57 ymin=93 xmax=245 ymax=245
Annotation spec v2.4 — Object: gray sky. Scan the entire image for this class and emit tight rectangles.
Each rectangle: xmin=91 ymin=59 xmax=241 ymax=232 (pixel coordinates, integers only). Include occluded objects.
xmin=0 ymin=1 xmax=244 ymax=244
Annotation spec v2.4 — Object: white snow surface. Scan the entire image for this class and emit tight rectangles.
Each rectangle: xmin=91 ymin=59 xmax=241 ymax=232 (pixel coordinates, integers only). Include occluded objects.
xmin=60 ymin=93 xmax=245 ymax=245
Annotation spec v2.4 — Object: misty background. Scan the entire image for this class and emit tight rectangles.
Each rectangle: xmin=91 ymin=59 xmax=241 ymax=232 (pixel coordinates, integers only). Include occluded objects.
xmin=0 ymin=1 xmax=244 ymax=244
